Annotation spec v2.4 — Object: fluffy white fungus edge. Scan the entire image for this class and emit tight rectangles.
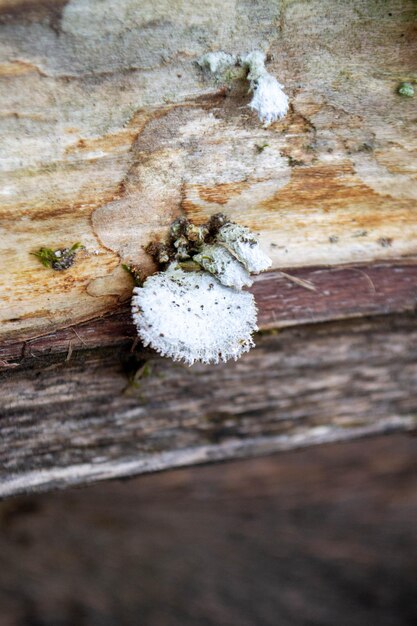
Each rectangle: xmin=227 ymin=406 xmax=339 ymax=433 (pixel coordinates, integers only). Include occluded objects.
xmin=240 ymin=51 xmax=289 ymax=125
xmin=132 ymin=263 xmax=257 ymax=366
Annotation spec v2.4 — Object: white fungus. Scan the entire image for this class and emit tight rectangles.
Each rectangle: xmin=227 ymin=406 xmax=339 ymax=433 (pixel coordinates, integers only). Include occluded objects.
xmin=198 ymin=52 xmax=237 ymax=74
xmin=240 ymin=51 xmax=289 ymax=125
xmin=193 ymin=244 xmax=253 ymax=290
xmin=199 ymin=49 xmax=289 ymax=125
xmin=132 ymin=263 xmax=257 ymax=366
xmin=131 ymin=214 xmax=271 ymax=366
xmin=247 ymin=73 xmax=289 ymax=125
xmin=216 ymin=223 xmax=272 ymax=273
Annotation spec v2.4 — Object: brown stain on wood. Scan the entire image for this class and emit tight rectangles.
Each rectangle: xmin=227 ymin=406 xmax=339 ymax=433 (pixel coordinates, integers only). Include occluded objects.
xmin=262 ymin=163 xmax=377 ymax=209
xmin=259 ymin=162 xmax=414 ymax=228
xmin=0 ymin=60 xmax=44 ymax=77
xmin=197 ymin=181 xmax=252 ymax=205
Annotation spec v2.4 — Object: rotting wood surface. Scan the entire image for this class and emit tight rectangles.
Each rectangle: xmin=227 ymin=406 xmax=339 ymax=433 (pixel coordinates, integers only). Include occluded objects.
xmin=1 ymin=0 xmax=417 ymax=342
xmin=1 ymin=260 xmax=417 ymax=366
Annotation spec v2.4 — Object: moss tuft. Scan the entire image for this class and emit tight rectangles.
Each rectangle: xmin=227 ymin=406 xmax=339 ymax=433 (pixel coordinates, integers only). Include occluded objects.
xmin=32 ymin=243 xmax=83 ymax=271
xmin=398 ymin=82 xmax=414 ymax=97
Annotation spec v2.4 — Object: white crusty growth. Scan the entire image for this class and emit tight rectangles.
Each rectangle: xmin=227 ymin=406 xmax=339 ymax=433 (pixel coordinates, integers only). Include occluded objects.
xmin=132 ymin=263 xmax=257 ymax=366
xmin=217 ymin=223 xmax=272 ymax=273
xmin=199 ymin=49 xmax=289 ymax=125
xmin=198 ymin=52 xmax=237 ymax=74
xmin=193 ymin=244 xmax=253 ymax=290
xmin=240 ymin=51 xmax=289 ymax=125
xmin=131 ymin=214 xmax=271 ymax=366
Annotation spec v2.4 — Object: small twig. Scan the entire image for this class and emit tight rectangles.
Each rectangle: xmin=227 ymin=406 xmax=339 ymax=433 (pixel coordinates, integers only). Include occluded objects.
xmin=328 ymin=266 xmax=377 ymax=295
xmin=66 ymin=341 xmax=73 ymax=362
xmin=351 ymin=269 xmax=377 ymax=295
xmin=70 ymin=327 xmax=88 ymax=347
xmin=279 ymin=271 xmax=317 ymax=292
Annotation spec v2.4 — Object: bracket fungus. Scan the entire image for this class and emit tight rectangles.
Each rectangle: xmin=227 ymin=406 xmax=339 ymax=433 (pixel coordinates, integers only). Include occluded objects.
xmin=131 ymin=214 xmax=271 ymax=365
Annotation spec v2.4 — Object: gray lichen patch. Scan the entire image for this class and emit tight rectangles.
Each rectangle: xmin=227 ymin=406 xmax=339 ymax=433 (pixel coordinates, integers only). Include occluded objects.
xmin=397 ymin=82 xmax=415 ymax=97
xmin=194 ymin=244 xmax=253 ymax=289
xmin=217 ymin=223 xmax=272 ymax=273
xmin=198 ymin=52 xmax=237 ymax=75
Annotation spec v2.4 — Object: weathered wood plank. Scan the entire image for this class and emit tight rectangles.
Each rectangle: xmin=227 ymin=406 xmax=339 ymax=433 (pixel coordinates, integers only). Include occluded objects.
xmin=1 ymin=0 xmax=417 ymax=342
xmin=1 ymin=314 xmax=416 ymax=498
xmin=1 ymin=260 xmax=416 ymax=366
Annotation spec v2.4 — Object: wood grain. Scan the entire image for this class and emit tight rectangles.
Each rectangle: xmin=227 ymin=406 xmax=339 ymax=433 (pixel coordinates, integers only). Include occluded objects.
xmin=1 ymin=260 xmax=416 ymax=366
xmin=1 ymin=314 xmax=416 ymax=498
xmin=1 ymin=0 xmax=417 ymax=342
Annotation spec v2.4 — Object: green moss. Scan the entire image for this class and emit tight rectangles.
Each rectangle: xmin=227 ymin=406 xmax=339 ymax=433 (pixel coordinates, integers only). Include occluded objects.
xmin=123 ymin=361 xmax=153 ymax=398
xmin=287 ymin=156 xmax=304 ymax=167
xmin=397 ymin=82 xmax=414 ymax=97
xmin=122 ymin=263 xmax=143 ymax=286
xmin=32 ymin=243 xmax=83 ymax=271
xmin=223 ymin=66 xmax=246 ymax=83
xmin=256 ymin=142 xmax=269 ymax=153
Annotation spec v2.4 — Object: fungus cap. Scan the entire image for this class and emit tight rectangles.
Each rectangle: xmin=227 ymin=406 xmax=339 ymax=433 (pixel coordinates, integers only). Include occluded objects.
xmin=132 ymin=263 xmax=257 ymax=365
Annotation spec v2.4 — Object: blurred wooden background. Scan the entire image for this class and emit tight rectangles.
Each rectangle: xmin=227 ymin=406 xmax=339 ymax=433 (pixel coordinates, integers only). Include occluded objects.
xmin=1 ymin=435 xmax=416 ymax=626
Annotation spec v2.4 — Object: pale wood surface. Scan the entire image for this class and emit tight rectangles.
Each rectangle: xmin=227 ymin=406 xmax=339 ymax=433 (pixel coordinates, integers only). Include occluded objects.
xmin=1 ymin=0 xmax=417 ymax=341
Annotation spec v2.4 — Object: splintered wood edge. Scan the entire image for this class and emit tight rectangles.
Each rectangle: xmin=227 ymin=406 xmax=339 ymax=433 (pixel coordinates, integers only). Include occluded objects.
xmin=1 ymin=260 xmax=417 ymax=366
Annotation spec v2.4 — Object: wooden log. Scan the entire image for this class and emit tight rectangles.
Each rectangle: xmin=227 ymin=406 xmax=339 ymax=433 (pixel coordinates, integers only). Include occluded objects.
xmin=1 ymin=314 xmax=416 ymax=498
xmin=1 ymin=0 xmax=417 ymax=342
xmin=1 ymin=260 xmax=417 ymax=366
xmin=1 ymin=1 xmax=417 ymax=497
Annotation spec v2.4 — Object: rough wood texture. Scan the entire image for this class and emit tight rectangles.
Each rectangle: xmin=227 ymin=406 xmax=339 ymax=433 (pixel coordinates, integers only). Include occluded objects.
xmin=1 ymin=435 xmax=416 ymax=626
xmin=1 ymin=314 xmax=416 ymax=498
xmin=1 ymin=0 xmax=417 ymax=342
xmin=1 ymin=260 xmax=416 ymax=366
